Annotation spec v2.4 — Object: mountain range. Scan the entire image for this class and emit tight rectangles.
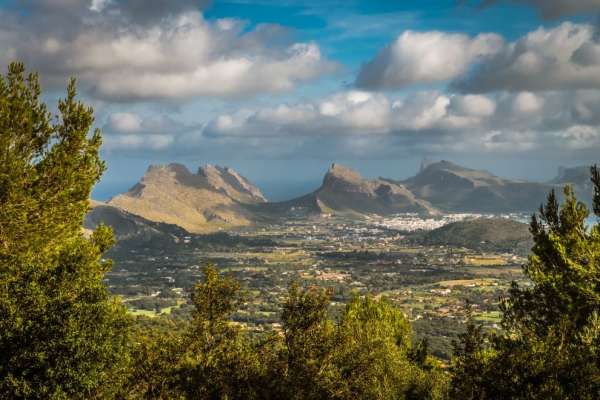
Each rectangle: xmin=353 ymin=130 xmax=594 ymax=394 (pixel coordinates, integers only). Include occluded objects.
xmin=87 ymin=161 xmax=596 ymax=237
xmin=398 ymin=161 xmax=551 ymax=213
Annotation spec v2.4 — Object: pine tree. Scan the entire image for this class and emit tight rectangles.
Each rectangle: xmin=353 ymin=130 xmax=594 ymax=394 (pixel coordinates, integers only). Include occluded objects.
xmin=164 ymin=264 xmax=266 ymax=399
xmin=451 ymin=169 xmax=600 ymax=399
xmin=0 ymin=63 xmax=130 ymax=399
xmin=280 ymin=283 xmax=337 ymax=400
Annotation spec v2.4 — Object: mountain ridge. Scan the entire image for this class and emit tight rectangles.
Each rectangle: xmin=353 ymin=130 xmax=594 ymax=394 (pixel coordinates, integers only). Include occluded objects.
xmin=399 ymin=160 xmax=551 ymax=213
xmin=251 ymin=163 xmax=439 ymax=218
xmin=98 ymin=160 xmax=595 ymax=233
xmin=108 ymin=163 xmax=265 ymax=233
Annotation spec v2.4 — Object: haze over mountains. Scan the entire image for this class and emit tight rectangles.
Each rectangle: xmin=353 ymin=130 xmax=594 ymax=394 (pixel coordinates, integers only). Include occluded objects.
xmin=399 ymin=161 xmax=551 ymax=213
xmin=88 ymin=161 xmax=596 ymax=236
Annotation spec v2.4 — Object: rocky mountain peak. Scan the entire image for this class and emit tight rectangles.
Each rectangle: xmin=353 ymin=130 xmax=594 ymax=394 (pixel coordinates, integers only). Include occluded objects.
xmin=198 ymin=163 xmax=266 ymax=203
xmin=420 ymin=160 xmax=465 ymax=174
xmin=323 ymin=163 xmax=364 ymax=185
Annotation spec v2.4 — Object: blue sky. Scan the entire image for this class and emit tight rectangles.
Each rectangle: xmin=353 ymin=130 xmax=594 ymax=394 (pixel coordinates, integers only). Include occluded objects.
xmin=0 ymin=0 xmax=599 ymax=200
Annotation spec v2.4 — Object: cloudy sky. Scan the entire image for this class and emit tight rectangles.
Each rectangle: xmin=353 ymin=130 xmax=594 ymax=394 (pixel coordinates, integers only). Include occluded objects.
xmin=1 ymin=0 xmax=599 ymax=200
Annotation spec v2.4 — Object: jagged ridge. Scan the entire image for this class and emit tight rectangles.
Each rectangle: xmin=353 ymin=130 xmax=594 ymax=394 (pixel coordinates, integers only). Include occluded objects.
xmin=108 ymin=163 xmax=265 ymax=233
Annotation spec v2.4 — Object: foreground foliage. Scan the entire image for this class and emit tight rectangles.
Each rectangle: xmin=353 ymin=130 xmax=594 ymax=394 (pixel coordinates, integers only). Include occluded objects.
xmin=451 ymin=178 xmax=600 ymax=399
xmin=0 ymin=63 xmax=130 ymax=398
xmin=128 ymin=266 xmax=448 ymax=399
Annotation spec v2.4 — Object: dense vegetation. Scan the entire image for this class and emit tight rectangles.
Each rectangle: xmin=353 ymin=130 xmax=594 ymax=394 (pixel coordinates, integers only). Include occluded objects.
xmin=415 ymin=218 xmax=533 ymax=255
xmin=1 ymin=63 xmax=598 ymax=399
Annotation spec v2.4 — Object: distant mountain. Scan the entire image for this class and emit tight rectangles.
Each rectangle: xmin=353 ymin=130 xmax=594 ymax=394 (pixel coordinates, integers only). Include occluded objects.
xmin=108 ymin=163 xmax=266 ymax=233
xmin=100 ymin=160 xmax=590 ymax=233
xmin=400 ymin=161 xmax=550 ymax=213
xmin=253 ymin=163 xmax=438 ymax=217
xmin=416 ymin=218 xmax=533 ymax=255
xmin=551 ymin=166 xmax=592 ymax=187
xmin=550 ymin=166 xmax=594 ymax=205
xmin=85 ymin=201 xmax=186 ymax=245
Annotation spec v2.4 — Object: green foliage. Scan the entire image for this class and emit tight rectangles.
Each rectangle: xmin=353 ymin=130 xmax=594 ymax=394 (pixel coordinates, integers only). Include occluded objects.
xmin=127 ymin=272 xmax=449 ymax=400
xmin=0 ymin=63 xmax=130 ymax=399
xmin=333 ymin=296 xmax=413 ymax=399
xmin=451 ymin=173 xmax=600 ymax=399
xmin=127 ymin=264 xmax=269 ymax=400
xmin=280 ymin=283 xmax=337 ymax=399
xmin=277 ymin=285 xmax=449 ymax=400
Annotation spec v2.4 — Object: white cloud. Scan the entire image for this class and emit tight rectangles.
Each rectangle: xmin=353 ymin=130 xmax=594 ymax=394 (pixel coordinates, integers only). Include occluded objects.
xmin=449 ymin=94 xmax=497 ymax=117
xmin=203 ymin=89 xmax=600 ymax=157
xmin=108 ymin=112 xmax=143 ymax=133
xmin=205 ymin=91 xmax=394 ymax=137
xmin=101 ymin=111 xmax=197 ymax=151
xmin=557 ymin=125 xmax=600 ymax=149
xmin=0 ymin=6 xmax=335 ymax=101
xmin=103 ymin=134 xmax=174 ymax=151
xmin=512 ymin=92 xmax=544 ymax=114
xmin=454 ymin=22 xmax=600 ymax=93
xmin=205 ymin=90 xmax=497 ymax=137
xmin=356 ymin=30 xmax=503 ymax=89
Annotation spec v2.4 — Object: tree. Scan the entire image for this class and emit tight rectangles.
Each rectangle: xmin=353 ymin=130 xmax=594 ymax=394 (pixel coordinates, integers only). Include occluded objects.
xmin=279 ymin=286 xmax=449 ymax=400
xmin=167 ymin=264 xmax=266 ymax=400
xmin=335 ymin=296 xmax=448 ymax=400
xmin=280 ymin=283 xmax=337 ymax=400
xmin=451 ymin=172 xmax=600 ymax=399
xmin=0 ymin=62 xmax=130 ymax=399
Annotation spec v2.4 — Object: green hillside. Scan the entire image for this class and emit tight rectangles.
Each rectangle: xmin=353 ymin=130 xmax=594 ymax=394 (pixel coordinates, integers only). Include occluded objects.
xmin=417 ymin=218 xmax=532 ymax=255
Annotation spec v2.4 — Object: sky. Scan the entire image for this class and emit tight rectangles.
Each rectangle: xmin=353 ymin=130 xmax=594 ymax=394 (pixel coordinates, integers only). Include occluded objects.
xmin=1 ymin=0 xmax=600 ymax=200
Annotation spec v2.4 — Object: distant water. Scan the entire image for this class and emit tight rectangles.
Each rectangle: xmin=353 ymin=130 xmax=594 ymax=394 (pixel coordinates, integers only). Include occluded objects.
xmin=255 ymin=180 xmax=320 ymax=202
xmin=91 ymin=179 xmax=321 ymax=203
xmin=92 ymin=182 xmax=135 ymax=201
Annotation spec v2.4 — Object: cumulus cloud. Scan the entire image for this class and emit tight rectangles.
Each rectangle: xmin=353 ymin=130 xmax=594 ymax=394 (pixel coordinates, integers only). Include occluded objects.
xmin=205 ymin=90 xmax=471 ymax=137
xmin=202 ymin=89 xmax=600 ymax=156
xmin=0 ymin=2 xmax=335 ymax=101
xmin=107 ymin=113 xmax=143 ymax=133
xmin=103 ymin=133 xmax=174 ymax=151
xmin=454 ymin=22 xmax=600 ymax=93
xmin=355 ymin=31 xmax=503 ymax=90
xmin=476 ymin=0 xmax=600 ymax=19
xmin=102 ymin=0 xmax=209 ymax=25
xmin=101 ymin=111 xmax=198 ymax=151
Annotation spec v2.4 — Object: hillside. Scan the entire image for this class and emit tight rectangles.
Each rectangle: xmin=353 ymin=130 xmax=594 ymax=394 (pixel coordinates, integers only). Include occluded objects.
xmin=85 ymin=201 xmax=186 ymax=246
xmin=550 ymin=165 xmax=593 ymax=204
xmin=416 ymin=217 xmax=533 ymax=255
xmin=108 ymin=164 xmax=266 ymax=233
xmin=252 ymin=163 xmax=438 ymax=218
xmin=401 ymin=161 xmax=551 ymax=213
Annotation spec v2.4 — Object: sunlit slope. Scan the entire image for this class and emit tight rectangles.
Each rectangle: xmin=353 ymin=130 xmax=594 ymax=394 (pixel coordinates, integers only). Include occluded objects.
xmin=108 ymin=163 xmax=266 ymax=233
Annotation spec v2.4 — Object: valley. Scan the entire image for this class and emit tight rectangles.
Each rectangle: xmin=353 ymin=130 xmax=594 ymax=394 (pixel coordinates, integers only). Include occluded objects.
xmin=103 ymin=213 xmax=528 ymax=360
xmin=90 ymin=161 xmax=593 ymax=359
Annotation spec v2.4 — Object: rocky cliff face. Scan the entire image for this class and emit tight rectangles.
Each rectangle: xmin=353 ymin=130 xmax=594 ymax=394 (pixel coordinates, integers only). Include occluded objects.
xmin=316 ymin=163 xmax=438 ymax=215
xmin=85 ymin=201 xmax=185 ymax=243
xmin=98 ymin=160 xmax=580 ymax=233
xmin=255 ymin=163 xmax=438 ymax=217
xmin=108 ymin=163 xmax=265 ymax=233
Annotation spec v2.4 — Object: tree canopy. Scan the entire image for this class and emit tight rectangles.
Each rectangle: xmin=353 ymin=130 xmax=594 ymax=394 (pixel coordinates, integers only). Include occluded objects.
xmin=451 ymin=175 xmax=600 ymax=399
xmin=0 ymin=62 xmax=130 ymax=399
